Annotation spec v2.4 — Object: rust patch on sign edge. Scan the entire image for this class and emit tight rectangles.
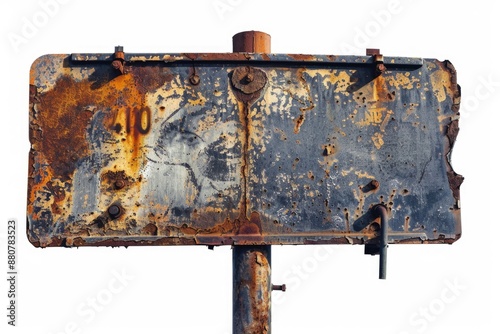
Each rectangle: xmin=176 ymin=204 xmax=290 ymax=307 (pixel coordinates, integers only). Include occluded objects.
xmin=442 ymin=60 xmax=464 ymax=204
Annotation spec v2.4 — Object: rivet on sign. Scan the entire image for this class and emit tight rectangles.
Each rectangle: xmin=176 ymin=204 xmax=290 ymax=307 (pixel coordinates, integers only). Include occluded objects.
xmin=107 ymin=205 xmax=122 ymax=219
xmin=189 ymin=74 xmax=200 ymax=85
xmin=370 ymin=180 xmax=380 ymax=190
xmin=114 ymin=180 xmax=125 ymax=189
xmin=244 ymin=72 xmax=254 ymax=83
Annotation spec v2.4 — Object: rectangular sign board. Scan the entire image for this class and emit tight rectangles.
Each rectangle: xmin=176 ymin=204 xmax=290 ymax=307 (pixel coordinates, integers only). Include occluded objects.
xmin=27 ymin=52 xmax=462 ymax=247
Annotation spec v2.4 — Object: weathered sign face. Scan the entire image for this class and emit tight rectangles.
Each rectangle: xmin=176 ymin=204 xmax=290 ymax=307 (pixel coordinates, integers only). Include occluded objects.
xmin=27 ymin=52 xmax=462 ymax=247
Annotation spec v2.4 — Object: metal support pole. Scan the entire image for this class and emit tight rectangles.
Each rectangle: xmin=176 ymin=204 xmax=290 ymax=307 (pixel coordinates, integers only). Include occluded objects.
xmin=233 ymin=30 xmax=271 ymax=53
xmin=232 ymin=31 xmax=273 ymax=334
xmin=233 ymin=246 xmax=272 ymax=334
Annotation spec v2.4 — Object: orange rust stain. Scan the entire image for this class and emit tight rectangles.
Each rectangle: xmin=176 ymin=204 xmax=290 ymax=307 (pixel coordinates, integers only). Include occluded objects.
xmin=46 ymin=182 xmax=65 ymax=214
xmin=30 ymin=66 xmax=172 ymax=183
xmin=237 ymin=220 xmax=260 ymax=235
xmin=237 ymin=211 xmax=263 ymax=235
xmin=288 ymin=54 xmax=315 ymax=61
xmin=247 ymin=250 xmax=271 ymax=333
xmin=289 ymin=68 xmax=315 ymax=134
xmin=27 ymin=152 xmax=55 ymax=206
xmin=236 ymin=100 xmax=250 ymax=217
xmin=372 ymin=76 xmax=394 ymax=104
xmin=101 ymin=170 xmax=132 ymax=190
xmin=31 ymin=76 xmax=95 ymax=181
xmin=180 ymin=224 xmax=197 ymax=235
xmin=141 ymin=223 xmax=158 ymax=235
xmin=201 ymin=217 xmax=236 ymax=235
xmin=294 ymin=114 xmax=305 ymax=134
xmin=261 ymin=54 xmax=271 ymax=61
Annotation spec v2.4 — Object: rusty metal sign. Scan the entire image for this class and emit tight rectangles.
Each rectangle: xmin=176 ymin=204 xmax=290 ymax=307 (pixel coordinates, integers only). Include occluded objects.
xmin=27 ymin=49 xmax=462 ymax=247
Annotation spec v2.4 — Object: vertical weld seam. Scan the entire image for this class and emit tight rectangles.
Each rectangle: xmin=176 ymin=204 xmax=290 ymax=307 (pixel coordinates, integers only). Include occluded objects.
xmin=241 ymin=102 xmax=250 ymax=217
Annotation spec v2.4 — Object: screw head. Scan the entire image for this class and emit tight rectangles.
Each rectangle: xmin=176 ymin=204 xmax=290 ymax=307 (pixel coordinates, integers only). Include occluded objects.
xmin=244 ymin=72 xmax=254 ymax=83
xmin=376 ymin=63 xmax=386 ymax=74
xmin=272 ymin=284 xmax=287 ymax=292
xmin=114 ymin=180 xmax=125 ymax=189
xmin=111 ymin=59 xmax=122 ymax=69
xmin=189 ymin=74 xmax=200 ymax=85
xmin=107 ymin=205 xmax=122 ymax=219
xmin=370 ymin=180 xmax=380 ymax=189
xmin=231 ymin=66 xmax=267 ymax=94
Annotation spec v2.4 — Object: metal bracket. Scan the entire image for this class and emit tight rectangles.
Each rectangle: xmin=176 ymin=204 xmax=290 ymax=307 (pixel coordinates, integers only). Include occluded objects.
xmin=366 ymin=48 xmax=386 ymax=76
xmin=112 ymin=46 xmax=125 ymax=74
xmin=364 ymin=204 xmax=389 ymax=279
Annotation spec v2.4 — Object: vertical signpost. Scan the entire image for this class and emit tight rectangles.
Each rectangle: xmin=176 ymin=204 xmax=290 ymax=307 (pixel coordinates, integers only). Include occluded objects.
xmin=232 ymin=31 xmax=273 ymax=334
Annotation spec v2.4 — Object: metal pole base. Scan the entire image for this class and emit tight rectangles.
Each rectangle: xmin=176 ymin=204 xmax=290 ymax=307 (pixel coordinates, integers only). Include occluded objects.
xmin=233 ymin=245 xmax=271 ymax=334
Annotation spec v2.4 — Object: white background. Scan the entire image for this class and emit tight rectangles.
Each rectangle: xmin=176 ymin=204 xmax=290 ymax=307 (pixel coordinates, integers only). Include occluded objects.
xmin=0 ymin=0 xmax=498 ymax=333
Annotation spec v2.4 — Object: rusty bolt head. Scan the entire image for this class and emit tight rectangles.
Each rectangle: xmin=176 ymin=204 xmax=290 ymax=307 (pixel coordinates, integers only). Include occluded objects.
xmin=114 ymin=49 xmax=125 ymax=61
xmin=231 ymin=66 xmax=267 ymax=94
xmin=370 ymin=180 xmax=380 ymax=189
xmin=114 ymin=180 xmax=125 ymax=190
xmin=112 ymin=59 xmax=125 ymax=74
xmin=244 ymin=72 xmax=254 ymax=83
xmin=272 ymin=284 xmax=287 ymax=292
xmin=362 ymin=179 xmax=380 ymax=193
xmin=189 ymin=74 xmax=200 ymax=85
xmin=107 ymin=205 xmax=122 ymax=219
xmin=376 ymin=63 xmax=386 ymax=74
xmin=111 ymin=59 xmax=122 ymax=69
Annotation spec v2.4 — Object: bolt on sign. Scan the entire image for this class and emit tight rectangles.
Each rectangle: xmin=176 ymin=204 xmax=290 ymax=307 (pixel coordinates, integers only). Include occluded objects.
xmin=27 ymin=46 xmax=463 ymax=248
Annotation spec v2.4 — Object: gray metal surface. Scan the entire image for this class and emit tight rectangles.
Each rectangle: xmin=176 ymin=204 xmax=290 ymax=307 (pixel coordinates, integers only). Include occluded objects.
xmin=27 ymin=51 xmax=462 ymax=247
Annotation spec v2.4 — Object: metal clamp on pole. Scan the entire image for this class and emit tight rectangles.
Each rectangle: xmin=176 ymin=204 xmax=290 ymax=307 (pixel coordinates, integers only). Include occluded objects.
xmin=366 ymin=48 xmax=386 ymax=77
xmin=112 ymin=46 xmax=125 ymax=74
xmin=364 ymin=204 xmax=389 ymax=279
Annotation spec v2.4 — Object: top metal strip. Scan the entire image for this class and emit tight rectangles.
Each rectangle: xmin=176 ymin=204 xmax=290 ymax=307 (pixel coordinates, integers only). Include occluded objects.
xmin=70 ymin=52 xmax=423 ymax=67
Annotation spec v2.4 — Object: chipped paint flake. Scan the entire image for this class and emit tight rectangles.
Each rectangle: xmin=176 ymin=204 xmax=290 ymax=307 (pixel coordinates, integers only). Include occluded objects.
xmin=430 ymin=69 xmax=453 ymax=103
xmin=371 ymin=132 xmax=385 ymax=149
xmin=388 ymin=72 xmax=420 ymax=90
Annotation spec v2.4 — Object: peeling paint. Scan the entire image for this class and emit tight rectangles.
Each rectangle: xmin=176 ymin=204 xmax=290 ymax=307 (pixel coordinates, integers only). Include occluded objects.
xmin=388 ymin=72 xmax=420 ymax=90
xmin=27 ymin=52 xmax=462 ymax=247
